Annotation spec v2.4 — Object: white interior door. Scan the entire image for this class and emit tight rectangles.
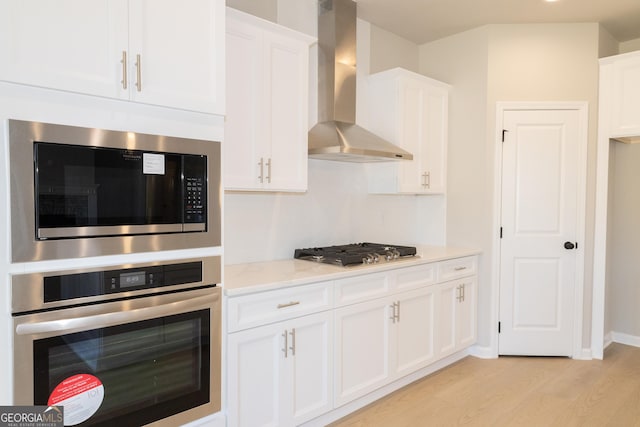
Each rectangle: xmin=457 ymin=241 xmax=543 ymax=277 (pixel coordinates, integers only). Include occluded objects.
xmin=498 ymin=108 xmax=581 ymax=356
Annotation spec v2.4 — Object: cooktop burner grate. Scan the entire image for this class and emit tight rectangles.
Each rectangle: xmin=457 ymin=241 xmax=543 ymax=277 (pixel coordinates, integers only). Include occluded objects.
xmin=294 ymin=242 xmax=417 ymax=266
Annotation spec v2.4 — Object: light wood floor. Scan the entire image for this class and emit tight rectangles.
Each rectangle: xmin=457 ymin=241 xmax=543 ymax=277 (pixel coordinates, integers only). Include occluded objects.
xmin=330 ymin=343 xmax=640 ymax=427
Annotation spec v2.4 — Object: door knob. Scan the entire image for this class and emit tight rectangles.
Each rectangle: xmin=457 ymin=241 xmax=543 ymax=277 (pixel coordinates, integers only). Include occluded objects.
xmin=564 ymin=241 xmax=576 ymax=250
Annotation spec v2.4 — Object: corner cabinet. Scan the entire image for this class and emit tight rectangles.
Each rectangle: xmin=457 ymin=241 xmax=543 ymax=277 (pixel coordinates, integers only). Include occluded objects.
xmin=600 ymin=51 xmax=640 ymax=143
xmin=0 ymin=0 xmax=225 ymax=114
xmin=364 ymin=68 xmax=450 ymax=194
xmin=225 ymin=8 xmax=315 ymax=192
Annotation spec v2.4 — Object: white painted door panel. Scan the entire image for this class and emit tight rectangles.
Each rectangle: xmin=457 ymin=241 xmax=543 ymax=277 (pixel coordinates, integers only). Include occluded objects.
xmin=499 ymin=109 xmax=580 ymax=356
xmin=0 ymin=0 xmax=128 ymax=98
xmin=334 ymin=298 xmax=391 ymax=406
xmin=227 ymin=325 xmax=286 ymax=427
xmin=291 ymin=313 xmax=333 ymax=425
xmin=128 ymin=0 xmax=224 ymax=113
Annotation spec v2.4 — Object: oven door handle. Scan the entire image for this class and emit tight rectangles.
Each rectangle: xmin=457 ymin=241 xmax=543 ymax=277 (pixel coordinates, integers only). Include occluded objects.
xmin=15 ymin=293 xmax=215 ymax=336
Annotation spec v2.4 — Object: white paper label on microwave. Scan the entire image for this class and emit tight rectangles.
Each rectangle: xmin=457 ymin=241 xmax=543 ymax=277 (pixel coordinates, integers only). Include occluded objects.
xmin=48 ymin=373 xmax=104 ymax=426
xmin=143 ymin=153 xmax=165 ymax=175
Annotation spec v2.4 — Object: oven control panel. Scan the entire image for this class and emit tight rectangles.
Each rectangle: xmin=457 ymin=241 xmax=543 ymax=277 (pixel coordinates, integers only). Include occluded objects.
xmin=43 ymin=261 xmax=203 ymax=303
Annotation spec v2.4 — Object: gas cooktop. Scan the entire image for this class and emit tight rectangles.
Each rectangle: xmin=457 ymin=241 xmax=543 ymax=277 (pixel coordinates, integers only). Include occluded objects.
xmin=294 ymin=242 xmax=417 ymax=266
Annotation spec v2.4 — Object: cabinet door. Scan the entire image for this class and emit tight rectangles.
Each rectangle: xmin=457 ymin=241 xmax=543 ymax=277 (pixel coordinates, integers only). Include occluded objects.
xmin=366 ymin=69 xmax=449 ymax=195
xmin=456 ymin=277 xmax=477 ymax=350
xmin=434 ymin=281 xmax=458 ymax=359
xmin=128 ymin=0 xmax=224 ymax=114
xmin=334 ymin=298 xmax=392 ymax=406
xmin=419 ymin=84 xmax=448 ymax=194
xmin=290 ymin=312 xmax=333 ymax=425
xmin=227 ymin=324 xmax=288 ymax=427
xmin=0 ymin=0 xmax=128 ymax=98
xmin=610 ymin=54 xmax=640 ymax=137
xmin=225 ymin=17 xmax=267 ymax=190
xmin=392 ymin=287 xmax=437 ymax=379
xmin=264 ymin=31 xmax=309 ymax=192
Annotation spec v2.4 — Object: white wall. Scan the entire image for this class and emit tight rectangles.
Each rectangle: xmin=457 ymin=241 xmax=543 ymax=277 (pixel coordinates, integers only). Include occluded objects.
xmin=224 ymin=160 xmax=445 ymax=264
xmin=419 ymin=23 xmax=602 ymax=352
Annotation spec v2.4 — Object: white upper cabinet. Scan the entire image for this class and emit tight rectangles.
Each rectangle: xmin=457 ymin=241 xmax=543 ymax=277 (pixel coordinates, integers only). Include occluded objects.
xmin=225 ymin=8 xmax=315 ymax=192
xmin=127 ymin=0 xmax=225 ymax=114
xmin=0 ymin=0 xmax=225 ymax=114
xmin=601 ymin=51 xmax=640 ymax=142
xmin=364 ymin=68 xmax=450 ymax=194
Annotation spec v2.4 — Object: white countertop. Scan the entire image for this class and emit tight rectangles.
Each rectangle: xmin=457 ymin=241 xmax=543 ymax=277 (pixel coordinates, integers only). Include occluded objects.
xmin=224 ymin=245 xmax=480 ymax=296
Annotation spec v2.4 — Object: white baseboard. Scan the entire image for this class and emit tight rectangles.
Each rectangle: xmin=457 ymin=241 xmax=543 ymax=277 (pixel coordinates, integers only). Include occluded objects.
xmin=604 ymin=331 xmax=614 ymax=349
xmin=468 ymin=344 xmax=496 ymax=359
xmin=573 ymin=348 xmax=592 ymax=360
xmin=611 ymin=331 xmax=640 ymax=348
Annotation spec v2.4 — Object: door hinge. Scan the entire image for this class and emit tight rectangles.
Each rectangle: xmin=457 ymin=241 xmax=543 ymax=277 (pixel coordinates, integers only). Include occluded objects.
xmin=500 ymin=227 xmax=503 ymax=239
xmin=498 ymin=321 xmax=501 ymax=333
xmin=502 ymin=129 xmax=508 ymax=142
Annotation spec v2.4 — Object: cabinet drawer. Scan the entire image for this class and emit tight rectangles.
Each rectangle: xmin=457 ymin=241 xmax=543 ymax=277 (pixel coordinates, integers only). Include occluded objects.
xmin=227 ymin=281 xmax=333 ymax=332
xmin=394 ymin=263 xmax=437 ymax=292
xmin=335 ymin=272 xmax=390 ymax=307
xmin=437 ymin=256 xmax=477 ymax=281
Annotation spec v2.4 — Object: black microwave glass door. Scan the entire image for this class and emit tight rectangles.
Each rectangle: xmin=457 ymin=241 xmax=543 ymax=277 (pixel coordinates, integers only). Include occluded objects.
xmin=33 ymin=310 xmax=210 ymax=427
xmin=34 ymin=143 xmax=183 ymax=229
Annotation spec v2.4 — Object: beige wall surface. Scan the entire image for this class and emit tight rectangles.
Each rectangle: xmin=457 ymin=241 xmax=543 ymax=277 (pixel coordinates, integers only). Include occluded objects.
xmin=608 ymin=143 xmax=640 ymax=337
xmin=226 ymin=0 xmax=277 ymax=21
xmin=369 ymin=25 xmax=420 ymax=73
xmin=620 ymin=37 xmax=640 ymax=54
xmin=420 ymin=23 xmax=602 ymax=353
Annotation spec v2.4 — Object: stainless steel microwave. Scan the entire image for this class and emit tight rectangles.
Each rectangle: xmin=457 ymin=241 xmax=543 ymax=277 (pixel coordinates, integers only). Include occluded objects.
xmin=8 ymin=120 xmax=221 ymax=262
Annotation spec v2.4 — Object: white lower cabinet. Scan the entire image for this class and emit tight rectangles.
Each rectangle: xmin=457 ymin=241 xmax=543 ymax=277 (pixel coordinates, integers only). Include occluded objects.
xmin=334 ymin=282 xmax=437 ymax=406
xmin=226 ymin=255 xmax=478 ymax=424
xmin=227 ymin=311 xmax=333 ymax=427
xmin=334 ymin=297 xmax=392 ymax=406
xmin=435 ymin=276 xmax=477 ymax=359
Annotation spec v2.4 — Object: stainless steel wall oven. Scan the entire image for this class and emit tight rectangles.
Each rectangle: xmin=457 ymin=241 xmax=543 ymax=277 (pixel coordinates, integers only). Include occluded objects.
xmin=8 ymin=119 xmax=221 ymax=262
xmin=12 ymin=256 xmax=221 ymax=427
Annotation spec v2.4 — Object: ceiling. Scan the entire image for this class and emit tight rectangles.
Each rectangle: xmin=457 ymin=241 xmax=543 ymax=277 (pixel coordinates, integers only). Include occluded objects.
xmin=355 ymin=0 xmax=640 ymax=45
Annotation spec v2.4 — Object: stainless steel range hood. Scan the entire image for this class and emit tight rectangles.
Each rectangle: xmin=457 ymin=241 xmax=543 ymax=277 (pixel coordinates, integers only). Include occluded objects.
xmin=308 ymin=0 xmax=413 ymax=162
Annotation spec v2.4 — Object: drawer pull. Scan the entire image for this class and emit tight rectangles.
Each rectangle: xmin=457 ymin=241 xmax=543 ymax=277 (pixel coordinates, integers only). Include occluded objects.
xmin=454 ymin=266 xmax=468 ymax=271
xmin=277 ymin=301 xmax=301 ymax=309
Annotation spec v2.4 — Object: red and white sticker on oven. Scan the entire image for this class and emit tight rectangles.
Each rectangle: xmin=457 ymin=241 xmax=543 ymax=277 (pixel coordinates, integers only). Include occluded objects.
xmin=48 ymin=374 xmax=104 ymax=426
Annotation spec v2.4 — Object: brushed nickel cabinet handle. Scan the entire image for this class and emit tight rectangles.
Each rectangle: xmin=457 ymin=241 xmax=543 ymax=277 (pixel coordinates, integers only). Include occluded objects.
xmin=425 ymin=171 xmax=431 ymax=188
xmin=277 ymin=301 xmax=300 ymax=309
xmin=389 ymin=302 xmax=397 ymax=323
xmin=258 ymin=158 xmax=264 ymax=183
xmin=266 ymin=158 xmax=272 ymax=184
xmin=120 ymin=51 xmax=128 ymax=90
xmin=454 ymin=266 xmax=467 ymax=271
xmin=135 ymin=54 xmax=142 ymax=92
xmin=289 ymin=328 xmax=296 ymax=356
xmin=282 ymin=330 xmax=288 ymax=358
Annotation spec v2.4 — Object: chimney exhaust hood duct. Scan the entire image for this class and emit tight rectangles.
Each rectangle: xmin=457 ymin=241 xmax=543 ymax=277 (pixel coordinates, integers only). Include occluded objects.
xmin=308 ymin=0 xmax=413 ymax=162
